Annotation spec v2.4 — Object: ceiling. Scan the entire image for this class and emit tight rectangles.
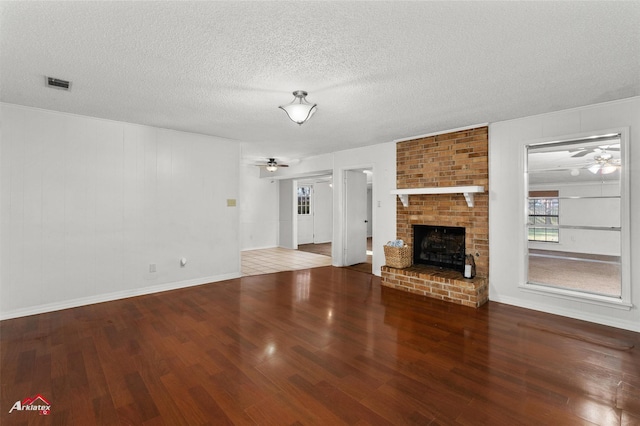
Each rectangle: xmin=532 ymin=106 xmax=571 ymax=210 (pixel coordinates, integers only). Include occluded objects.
xmin=1 ymin=2 xmax=639 ymax=162
xmin=528 ymin=137 xmax=622 ymax=185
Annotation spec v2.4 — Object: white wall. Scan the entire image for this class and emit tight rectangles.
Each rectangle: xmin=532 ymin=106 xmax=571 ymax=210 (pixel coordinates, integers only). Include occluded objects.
xmin=0 ymin=104 xmax=240 ymax=319
xmin=489 ymin=96 xmax=639 ymax=331
xmin=332 ymin=143 xmax=396 ymax=276
xmin=239 ymin=164 xmax=278 ymax=250
xmin=278 ymin=180 xmax=296 ymax=249
xmin=529 ymin=181 xmax=620 ymax=255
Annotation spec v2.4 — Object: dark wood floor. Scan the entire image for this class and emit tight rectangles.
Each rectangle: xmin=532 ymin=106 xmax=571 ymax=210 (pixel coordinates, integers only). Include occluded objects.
xmin=298 ymin=238 xmax=373 ymax=274
xmin=2 ymin=267 xmax=639 ymax=425
xmin=297 ymin=242 xmax=332 ymax=257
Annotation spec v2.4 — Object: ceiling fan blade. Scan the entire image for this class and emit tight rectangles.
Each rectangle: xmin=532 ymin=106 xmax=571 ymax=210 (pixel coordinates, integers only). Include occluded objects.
xmin=279 ymin=164 xmax=289 ymax=167
xmin=571 ymin=150 xmax=592 ymax=157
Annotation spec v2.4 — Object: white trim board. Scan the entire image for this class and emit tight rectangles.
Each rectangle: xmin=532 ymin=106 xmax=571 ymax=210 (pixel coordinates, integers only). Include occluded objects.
xmin=0 ymin=273 xmax=241 ymax=321
xmin=391 ymin=186 xmax=485 ymax=208
xmin=489 ymin=295 xmax=640 ymax=333
xmin=393 ymin=123 xmax=488 ymax=143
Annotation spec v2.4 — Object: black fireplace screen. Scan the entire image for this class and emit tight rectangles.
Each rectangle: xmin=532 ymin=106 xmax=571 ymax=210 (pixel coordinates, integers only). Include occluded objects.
xmin=413 ymin=225 xmax=465 ymax=272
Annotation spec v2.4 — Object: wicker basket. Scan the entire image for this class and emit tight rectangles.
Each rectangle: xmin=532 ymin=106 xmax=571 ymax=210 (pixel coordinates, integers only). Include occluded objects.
xmin=384 ymin=245 xmax=412 ymax=268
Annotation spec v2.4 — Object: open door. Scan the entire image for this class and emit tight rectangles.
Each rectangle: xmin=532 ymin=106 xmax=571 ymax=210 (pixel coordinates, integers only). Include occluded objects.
xmin=314 ymin=181 xmax=333 ymax=243
xmin=344 ymin=170 xmax=368 ymax=265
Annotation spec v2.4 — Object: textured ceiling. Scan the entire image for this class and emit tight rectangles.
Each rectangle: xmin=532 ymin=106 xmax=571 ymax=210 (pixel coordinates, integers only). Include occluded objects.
xmin=1 ymin=1 xmax=639 ymax=162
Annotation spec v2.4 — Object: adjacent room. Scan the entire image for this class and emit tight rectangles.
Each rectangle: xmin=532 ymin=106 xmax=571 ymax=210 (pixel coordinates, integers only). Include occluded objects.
xmin=1 ymin=2 xmax=639 ymax=424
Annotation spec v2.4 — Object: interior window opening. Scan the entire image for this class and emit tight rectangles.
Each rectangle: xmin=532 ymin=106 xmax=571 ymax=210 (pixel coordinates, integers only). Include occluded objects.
xmin=526 ymin=133 xmax=624 ymax=299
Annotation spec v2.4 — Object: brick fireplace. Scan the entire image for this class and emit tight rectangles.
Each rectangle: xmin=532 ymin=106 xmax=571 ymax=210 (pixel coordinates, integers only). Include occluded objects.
xmin=381 ymin=127 xmax=489 ymax=307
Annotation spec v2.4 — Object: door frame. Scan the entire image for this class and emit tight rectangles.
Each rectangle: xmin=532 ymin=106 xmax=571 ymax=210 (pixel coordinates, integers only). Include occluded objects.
xmin=340 ymin=165 xmax=374 ymax=266
xmin=292 ymin=175 xmax=334 ymax=248
xmin=296 ymin=183 xmax=314 ymax=245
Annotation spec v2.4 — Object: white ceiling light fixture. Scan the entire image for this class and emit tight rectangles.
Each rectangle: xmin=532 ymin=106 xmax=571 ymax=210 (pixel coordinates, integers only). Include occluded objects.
xmin=279 ymin=90 xmax=317 ymax=125
xmin=588 ymin=152 xmax=620 ymax=175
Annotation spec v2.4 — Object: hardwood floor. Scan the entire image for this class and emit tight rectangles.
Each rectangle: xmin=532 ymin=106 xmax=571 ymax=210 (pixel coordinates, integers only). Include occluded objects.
xmin=297 ymin=242 xmax=332 ymax=257
xmin=298 ymin=238 xmax=373 ymax=274
xmin=2 ymin=267 xmax=639 ymax=425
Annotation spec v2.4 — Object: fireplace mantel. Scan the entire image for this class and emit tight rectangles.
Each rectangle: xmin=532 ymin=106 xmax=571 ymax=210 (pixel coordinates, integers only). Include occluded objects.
xmin=391 ymin=185 xmax=484 ymax=208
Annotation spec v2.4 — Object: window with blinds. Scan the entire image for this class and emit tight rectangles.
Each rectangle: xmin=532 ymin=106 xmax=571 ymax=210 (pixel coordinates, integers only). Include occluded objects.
xmin=528 ymin=190 xmax=559 ymax=242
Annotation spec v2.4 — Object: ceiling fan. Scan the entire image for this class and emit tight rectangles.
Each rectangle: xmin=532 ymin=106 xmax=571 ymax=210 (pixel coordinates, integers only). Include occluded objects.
xmin=586 ymin=151 xmax=621 ymax=175
xmin=255 ymin=158 xmax=289 ymax=172
xmin=570 ymin=143 xmax=620 ymax=158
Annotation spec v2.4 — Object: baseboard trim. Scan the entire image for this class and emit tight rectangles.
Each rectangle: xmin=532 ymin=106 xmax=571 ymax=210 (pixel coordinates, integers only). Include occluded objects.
xmin=490 ymin=295 xmax=640 ymax=332
xmin=0 ymin=272 xmax=241 ymax=321
xmin=241 ymin=245 xmax=277 ymax=251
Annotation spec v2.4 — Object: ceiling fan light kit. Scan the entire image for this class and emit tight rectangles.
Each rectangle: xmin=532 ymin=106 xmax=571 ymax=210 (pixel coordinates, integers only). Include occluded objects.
xmin=266 ymin=158 xmax=279 ymax=172
xmin=588 ymin=151 xmax=620 ymax=175
xmin=601 ymin=165 xmax=618 ymax=175
xmin=589 ymin=163 xmax=618 ymax=175
xmin=256 ymin=158 xmax=290 ymax=172
xmin=279 ymin=90 xmax=317 ymax=125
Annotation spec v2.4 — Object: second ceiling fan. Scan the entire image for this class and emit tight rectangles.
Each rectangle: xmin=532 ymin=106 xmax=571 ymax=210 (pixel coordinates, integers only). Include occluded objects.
xmin=255 ymin=158 xmax=290 ymax=172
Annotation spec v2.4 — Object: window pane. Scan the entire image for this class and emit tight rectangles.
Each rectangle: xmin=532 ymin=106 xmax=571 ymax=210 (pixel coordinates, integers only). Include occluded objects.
xmin=527 ymin=134 xmax=623 ymax=297
xmin=528 ymin=196 xmax=559 ymax=242
xmin=298 ymin=186 xmax=311 ymax=215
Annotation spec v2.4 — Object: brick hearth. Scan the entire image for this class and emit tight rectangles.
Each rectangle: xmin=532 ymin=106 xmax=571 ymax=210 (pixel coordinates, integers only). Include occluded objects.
xmin=381 ymin=265 xmax=488 ymax=308
xmin=383 ymin=126 xmax=489 ymax=307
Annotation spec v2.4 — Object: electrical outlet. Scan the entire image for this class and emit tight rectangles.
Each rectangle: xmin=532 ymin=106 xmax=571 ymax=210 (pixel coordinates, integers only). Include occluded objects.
xmin=149 ymin=264 xmax=156 ymax=273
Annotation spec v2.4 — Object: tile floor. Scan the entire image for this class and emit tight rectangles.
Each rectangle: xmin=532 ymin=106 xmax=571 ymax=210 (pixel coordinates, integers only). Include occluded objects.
xmin=241 ymin=247 xmax=332 ymax=276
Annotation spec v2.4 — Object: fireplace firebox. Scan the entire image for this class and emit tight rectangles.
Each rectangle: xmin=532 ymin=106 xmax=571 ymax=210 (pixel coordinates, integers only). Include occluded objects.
xmin=413 ymin=225 xmax=465 ymax=273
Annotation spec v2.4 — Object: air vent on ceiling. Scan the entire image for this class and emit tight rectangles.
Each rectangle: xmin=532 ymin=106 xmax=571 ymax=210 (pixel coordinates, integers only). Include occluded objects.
xmin=46 ymin=77 xmax=71 ymax=90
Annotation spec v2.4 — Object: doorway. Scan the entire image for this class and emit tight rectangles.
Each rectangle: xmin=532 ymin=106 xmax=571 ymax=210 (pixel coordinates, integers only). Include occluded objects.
xmin=343 ymin=168 xmax=373 ymax=273
xmin=296 ymin=176 xmax=333 ymax=259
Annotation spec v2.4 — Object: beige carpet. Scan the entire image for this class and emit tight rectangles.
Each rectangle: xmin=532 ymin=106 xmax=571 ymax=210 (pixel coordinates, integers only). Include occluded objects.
xmin=528 ymin=250 xmax=621 ymax=296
